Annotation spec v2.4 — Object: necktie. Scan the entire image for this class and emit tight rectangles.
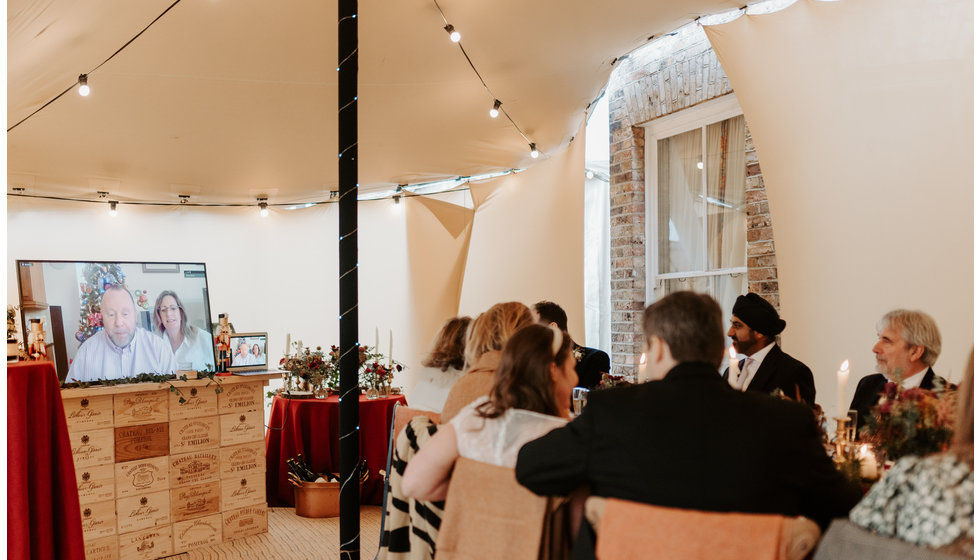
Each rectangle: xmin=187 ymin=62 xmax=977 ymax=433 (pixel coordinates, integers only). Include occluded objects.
xmin=737 ymin=358 xmax=752 ymax=391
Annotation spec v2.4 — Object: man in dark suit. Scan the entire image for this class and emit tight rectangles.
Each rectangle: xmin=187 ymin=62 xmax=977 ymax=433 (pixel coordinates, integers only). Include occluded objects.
xmin=532 ymin=301 xmax=610 ymax=390
xmin=724 ymin=293 xmax=816 ymax=405
xmin=516 ymin=292 xmax=861 ymax=559
xmin=850 ymin=309 xmax=947 ymax=431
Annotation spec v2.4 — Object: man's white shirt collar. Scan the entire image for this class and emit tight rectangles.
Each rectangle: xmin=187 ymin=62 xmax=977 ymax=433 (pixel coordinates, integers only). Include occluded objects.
xmin=899 ymin=367 xmax=928 ymax=390
xmin=738 ymin=341 xmax=775 ymax=390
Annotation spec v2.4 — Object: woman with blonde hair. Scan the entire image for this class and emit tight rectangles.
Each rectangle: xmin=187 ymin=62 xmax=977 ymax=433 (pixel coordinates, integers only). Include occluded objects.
xmin=410 ymin=316 xmax=472 ymax=413
xmin=440 ymin=302 xmax=534 ymax=421
xmin=152 ymin=290 xmax=215 ymax=372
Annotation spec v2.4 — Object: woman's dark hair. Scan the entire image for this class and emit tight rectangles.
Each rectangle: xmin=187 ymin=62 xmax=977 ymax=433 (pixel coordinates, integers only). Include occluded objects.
xmin=477 ymin=324 xmax=572 ymax=419
xmin=421 ymin=316 xmax=471 ymax=371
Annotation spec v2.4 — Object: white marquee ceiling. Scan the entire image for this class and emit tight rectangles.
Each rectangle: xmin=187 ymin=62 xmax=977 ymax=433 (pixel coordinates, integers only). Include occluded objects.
xmin=7 ymin=0 xmax=742 ymax=204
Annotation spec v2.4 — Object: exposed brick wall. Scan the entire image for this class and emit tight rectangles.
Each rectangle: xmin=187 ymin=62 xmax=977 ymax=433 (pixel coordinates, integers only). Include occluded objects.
xmin=607 ymin=27 xmax=781 ymax=375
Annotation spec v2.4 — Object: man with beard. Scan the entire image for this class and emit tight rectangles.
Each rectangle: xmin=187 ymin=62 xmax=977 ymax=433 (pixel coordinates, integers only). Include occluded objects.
xmin=724 ymin=293 xmax=815 ymax=405
xmin=68 ymin=284 xmax=176 ymax=382
xmin=849 ymin=309 xmax=947 ymax=431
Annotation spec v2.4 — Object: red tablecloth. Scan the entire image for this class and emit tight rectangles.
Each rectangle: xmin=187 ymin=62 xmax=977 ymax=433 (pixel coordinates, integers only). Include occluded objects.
xmin=265 ymin=393 xmax=406 ymax=507
xmin=8 ymin=361 xmax=85 ymax=560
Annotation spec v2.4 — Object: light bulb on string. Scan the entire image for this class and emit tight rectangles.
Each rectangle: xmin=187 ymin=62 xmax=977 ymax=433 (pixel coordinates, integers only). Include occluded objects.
xmin=444 ymin=24 xmax=461 ymax=42
xmin=108 ymin=201 xmax=118 ymax=217
xmin=257 ymin=198 xmax=269 ymax=217
xmin=586 ymin=169 xmax=595 ymax=179
xmin=489 ymin=99 xmax=502 ymax=119
xmin=78 ymin=74 xmax=90 ymax=97
xmin=529 ymin=143 xmax=539 ymax=159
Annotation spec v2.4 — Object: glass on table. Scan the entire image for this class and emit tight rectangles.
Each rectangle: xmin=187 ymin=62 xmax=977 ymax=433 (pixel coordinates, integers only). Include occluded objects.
xmin=846 ymin=409 xmax=858 ymax=442
xmin=572 ymin=387 xmax=590 ymax=416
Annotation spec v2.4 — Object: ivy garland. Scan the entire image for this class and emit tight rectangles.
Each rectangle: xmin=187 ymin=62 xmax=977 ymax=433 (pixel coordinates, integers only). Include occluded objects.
xmin=61 ymin=366 xmax=223 ymax=404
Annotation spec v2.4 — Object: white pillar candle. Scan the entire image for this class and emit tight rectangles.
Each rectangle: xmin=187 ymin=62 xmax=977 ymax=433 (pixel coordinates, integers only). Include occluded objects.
xmin=728 ymin=346 xmax=741 ymax=389
xmin=285 ymin=333 xmax=291 ymax=356
xmin=388 ymin=329 xmax=393 ymax=366
xmin=637 ymin=352 xmax=647 ymax=382
xmin=858 ymin=444 xmax=877 ymax=479
xmin=837 ymin=360 xmax=850 ymax=418
xmin=375 ymin=327 xmax=379 ymax=352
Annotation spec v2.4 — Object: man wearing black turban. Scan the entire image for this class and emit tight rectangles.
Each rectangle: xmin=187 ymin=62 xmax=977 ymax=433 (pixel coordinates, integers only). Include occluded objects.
xmin=724 ymin=293 xmax=815 ymax=405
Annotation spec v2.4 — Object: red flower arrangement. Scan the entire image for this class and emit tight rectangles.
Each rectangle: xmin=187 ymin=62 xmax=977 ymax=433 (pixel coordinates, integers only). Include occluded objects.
xmin=860 ymin=378 xmax=957 ymax=461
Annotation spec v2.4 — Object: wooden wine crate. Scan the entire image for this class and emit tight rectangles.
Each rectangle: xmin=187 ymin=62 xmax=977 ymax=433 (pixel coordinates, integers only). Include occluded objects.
xmin=219 ymin=441 xmax=265 ymax=479
xmin=117 ymin=524 xmax=173 ymax=560
xmin=169 ymin=450 xmax=221 ymax=488
xmin=70 ymin=428 xmax=115 ymax=469
xmin=83 ymin=535 xmax=118 ymax=560
xmin=217 ymin=381 xmax=264 ymax=413
xmin=172 ymin=513 xmax=223 ymax=554
xmin=219 ymin=409 xmax=265 ymax=447
xmin=171 ymin=481 xmax=221 ymax=522
xmin=170 ymin=417 xmax=220 ymax=455
xmin=114 ymin=390 xmax=169 ymax=427
xmin=63 ymin=394 xmax=114 ymax=433
xmin=220 ymin=471 xmax=266 ymax=511
xmin=169 ymin=385 xmax=219 ymax=421
xmin=116 ymin=490 xmax=170 ymax=534
xmin=76 ymin=462 xmax=116 ymax=505
xmin=80 ymin=499 xmax=117 ymax=540
xmin=115 ymin=456 xmax=169 ymax=498
xmin=222 ymin=505 xmax=268 ymax=541
xmin=115 ymin=422 xmax=169 ymax=462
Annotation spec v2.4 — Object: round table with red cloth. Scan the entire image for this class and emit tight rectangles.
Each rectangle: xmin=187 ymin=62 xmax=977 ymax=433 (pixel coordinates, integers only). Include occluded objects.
xmin=265 ymin=392 xmax=406 ymax=507
xmin=8 ymin=360 xmax=85 ymax=560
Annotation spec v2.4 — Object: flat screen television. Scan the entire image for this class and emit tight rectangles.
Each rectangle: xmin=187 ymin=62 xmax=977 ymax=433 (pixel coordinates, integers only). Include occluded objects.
xmin=16 ymin=260 xmax=214 ymax=383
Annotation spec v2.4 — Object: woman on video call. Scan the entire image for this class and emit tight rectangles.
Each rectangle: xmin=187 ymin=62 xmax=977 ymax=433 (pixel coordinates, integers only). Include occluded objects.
xmin=153 ymin=290 xmax=216 ymax=372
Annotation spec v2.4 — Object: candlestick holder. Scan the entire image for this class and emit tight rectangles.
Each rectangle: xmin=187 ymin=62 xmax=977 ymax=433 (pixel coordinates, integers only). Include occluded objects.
xmin=833 ymin=416 xmax=850 ymax=464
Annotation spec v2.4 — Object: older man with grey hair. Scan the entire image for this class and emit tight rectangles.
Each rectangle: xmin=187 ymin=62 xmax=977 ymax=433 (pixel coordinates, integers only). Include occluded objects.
xmin=849 ymin=309 xmax=948 ymax=430
xmin=68 ymin=284 xmax=176 ymax=382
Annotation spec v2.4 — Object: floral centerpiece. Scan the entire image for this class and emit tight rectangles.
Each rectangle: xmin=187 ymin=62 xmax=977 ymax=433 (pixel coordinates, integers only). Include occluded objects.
xmin=361 ymin=359 xmax=403 ymax=397
xmin=280 ymin=342 xmax=335 ymax=394
xmin=860 ymin=375 xmax=957 ymax=461
xmin=598 ymin=372 xmax=634 ymax=389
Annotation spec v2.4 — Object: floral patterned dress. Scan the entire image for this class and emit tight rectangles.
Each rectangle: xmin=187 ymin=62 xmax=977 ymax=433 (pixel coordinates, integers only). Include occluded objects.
xmin=849 ymin=453 xmax=973 ymax=553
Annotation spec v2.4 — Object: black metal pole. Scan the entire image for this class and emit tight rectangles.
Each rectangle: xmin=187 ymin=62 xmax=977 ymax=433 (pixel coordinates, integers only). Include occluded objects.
xmin=338 ymin=0 xmax=359 ymax=558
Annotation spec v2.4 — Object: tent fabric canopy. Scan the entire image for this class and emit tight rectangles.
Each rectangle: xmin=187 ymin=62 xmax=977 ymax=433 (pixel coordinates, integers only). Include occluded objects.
xmin=7 ymin=0 xmax=742 ymax=203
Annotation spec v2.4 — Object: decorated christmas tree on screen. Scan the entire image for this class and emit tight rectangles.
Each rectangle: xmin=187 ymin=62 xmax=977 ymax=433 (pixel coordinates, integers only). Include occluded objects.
xmin=74 ymin=263 xmax=127 ymax=343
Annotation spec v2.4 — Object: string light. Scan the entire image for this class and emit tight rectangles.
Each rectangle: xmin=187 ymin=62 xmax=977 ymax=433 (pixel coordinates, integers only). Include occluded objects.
xmin=257 ymin=197 xmax=269 ymax=217
xmin=489 ymin=99 xmax=501 ymax=119
xmin=529 ymin=143 xmax=539 ymax=159
xmin=586 ymin=169 xmax=595 ymax=179
xmin=444 ymin=24 xmax=461 ymax=42
xmin=108 ymin=200 xmax=118 ymax=217
xmin=78 ymin=74 xmax=90 ymax=97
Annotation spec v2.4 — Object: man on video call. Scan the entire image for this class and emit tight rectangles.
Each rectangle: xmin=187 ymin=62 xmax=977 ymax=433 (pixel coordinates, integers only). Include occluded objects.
xmin=68 ymin=284 xmax=176 ymax=382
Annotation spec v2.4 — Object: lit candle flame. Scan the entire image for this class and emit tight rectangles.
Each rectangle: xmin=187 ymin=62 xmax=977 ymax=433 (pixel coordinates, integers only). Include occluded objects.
xmin=729 ymin=346 xmax=737 ymax=359
xmin=840 ymin=359 xmax=849 ymax=370
xmin=639 ymin=352 xmax=647 ymax=365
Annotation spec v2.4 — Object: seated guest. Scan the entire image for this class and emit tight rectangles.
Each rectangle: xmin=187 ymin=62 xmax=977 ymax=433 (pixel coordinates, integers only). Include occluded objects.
xmin=849 ymin=352 xmax=973 ymax=555
xmin=68 ymin=284 xmax=177 ymax=382
xmin=516 ymin=292 xmax=861 ymax=558
xmin=724 ymin=293 xmax=815 ymax=405
xmin=410 ymin=316 xmax=472 ymax=413
xmin=533 ymin=300 xmax=610 ymax=390
xmin=402 ymin=324 xmax=576 ymax=501
xmin=849 ymin=309 xmax=947 ymax=431
xmin=440 ymin=302 xmax=534 ymax=421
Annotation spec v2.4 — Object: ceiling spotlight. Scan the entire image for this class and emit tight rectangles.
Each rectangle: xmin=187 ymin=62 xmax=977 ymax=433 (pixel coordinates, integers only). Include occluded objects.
xmin=257 ymin=197 xmax=269 ymax=217
xmin=444 ymin=24 xmax=461 ymax=42
xmin=178 ymin=195 xmax=190 ymax=204
xmin=586 ymin=169 xmax=595 ymax=179
xmin=393 ymin=194 xmax=402 ymax=204
xmin=489 ymin=99 xmax=502 ymax=119
xmin=529 ymin=143 xmax=539 ymax=159
xmin=78 ymin=74 xmax=90 ymax=97
xmin=108 ymin=201 xmax=118 ymax=217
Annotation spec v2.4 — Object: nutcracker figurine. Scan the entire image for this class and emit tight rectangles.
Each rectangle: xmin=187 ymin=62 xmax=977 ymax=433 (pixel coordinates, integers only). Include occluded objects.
xmin=215 ymin=313 xmax=232 ymax=375
xmin=27 ymin=318 xmax=48 ymax=360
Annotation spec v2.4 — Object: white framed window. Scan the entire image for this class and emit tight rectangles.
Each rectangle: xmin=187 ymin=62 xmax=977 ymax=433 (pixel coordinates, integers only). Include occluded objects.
xmin=644 ymin=94 xmax=748 ymax=315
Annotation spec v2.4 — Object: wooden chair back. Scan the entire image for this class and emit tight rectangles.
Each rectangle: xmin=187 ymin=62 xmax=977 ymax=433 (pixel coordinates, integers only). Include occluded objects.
xmin=435 ymin=457 xmax=549 ymax=560
xmin=584 ymin=496 xmax=820 ymax=560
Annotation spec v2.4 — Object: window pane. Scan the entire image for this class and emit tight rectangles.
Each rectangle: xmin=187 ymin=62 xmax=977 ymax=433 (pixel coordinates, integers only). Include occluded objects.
xmin=712 ymin=273 xmax=748 ymax=329
xmin=657 ymin=128 xmax=704 ymax=274
xmin=663 ymin=276 xmax=710 ymax=296
xmin=705 ymin=116 xmax=747 ymax=270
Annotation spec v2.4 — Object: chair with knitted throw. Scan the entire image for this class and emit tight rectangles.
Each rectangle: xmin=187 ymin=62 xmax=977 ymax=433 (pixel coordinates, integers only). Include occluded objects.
xmin=436 ymin=457 xmax=563 ymax=560
xmin=584 ymin=497 xmax=820 ymax=560
xmin=813 ymin=519 xmax=970 ymax=560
